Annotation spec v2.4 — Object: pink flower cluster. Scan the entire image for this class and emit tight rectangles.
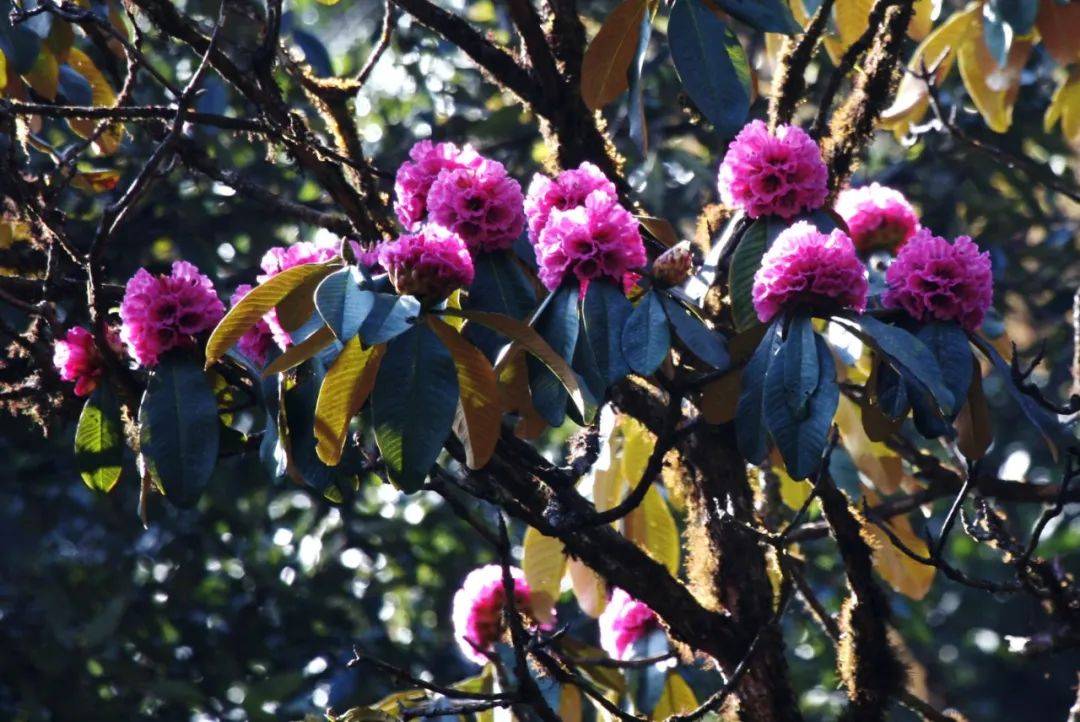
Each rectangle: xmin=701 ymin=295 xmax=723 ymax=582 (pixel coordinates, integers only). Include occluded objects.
xmin=527 ymin=174 xmax=645 ymax=291
xmin=752 ymin=221 xmax=869 ymax=323
xmin=598 ymin=588 xmax=660 ymax=661
xmin=835 ymin=183 xmax=921 ymax=253
xmin=230 ymin=285 xmax=274 ymax=366
xmin=120 ymin=261 xmax=225 ymax=367
xmin=452 ymin=564 xmax=540 ymax=665
xmin=394 ymin=141 xmax=525 ymax=253
xmin=53 ymin=326 xmax=105 ymax=397
xmin=379 ymin=224 xmax=475 ymax=301
xmin=883 ymin=230 xmax=993 ymax=332
xmin=718 ymin=120 xmax=829 ymax=220
xmin=257 ymin=238 xmax=340 ymax=348
xmin=524 ymin=162 xmax=618 ymax=245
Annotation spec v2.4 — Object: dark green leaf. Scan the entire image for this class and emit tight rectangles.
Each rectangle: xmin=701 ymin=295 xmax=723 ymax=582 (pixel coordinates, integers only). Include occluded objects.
xmin=528 ymin=285 xmax=582 ymax=427
xmin=139 ymin=354 xmax=220 ymax=507
xmin=764 ymin=333 xmax=839 ymax=479
xmin=577 ymin=279 xmax=633 ymax=396
xmin=371 ymin=324 xmax=460 ymax=492
xmin=358 ymin=293 xmax=421 ymax=345
xmin=660 ymin=294 xmax=729 ymax=369
xmin=843 ymin=315 xmax=954 ymax=418
xmin=667 ymin=0 xmax=751 ymax=137
xmin=622 ymin=289 xmax=671 ymax=375
xmin=735 ymin=319 xmax=782 ymax=464
xmin=875 ymin=362 xmax=910 ymax=420
xmin=464 ymin=250 xmax=537 ymax=358
xmin=917 ymin=322 xmax=973 ymax=421
xmin=316 ymin=267 xmax=373 ymax=343
xmin=728 ymin=218 xmax=782 ymax=331
xmin=74 ymin=384 xmax=123 ymax=493
xmin=713 ymin=0 xmax=801 ymax=33
xmin=780 ymin=314 xmax=819 ymax=420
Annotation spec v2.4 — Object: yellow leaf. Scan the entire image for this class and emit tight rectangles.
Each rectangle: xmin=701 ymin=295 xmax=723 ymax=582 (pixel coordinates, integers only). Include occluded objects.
xmin=0 ymin=48 xmax=7 ymax=92
xmin=314 ymin=338 xmax=384 ymax=465
xmin=24 ymin=49 xmax=58 ymax=101
xmin=427 ymin=317 xmax=501 ymax=469
xmin=908 ymin=0 xmax=935 ymax=41
xmin=775 ymin=459 xmax=813 ymax=511
xmin=522 ymin=525 xmax=567 ymax=625
xmin=70 ymin=169 xmax=121 ymax=193
xmin=650 ymin=671 xmax=697 ymax=719
xmin=496 ymin=348 xmax=547 ymax=439
xmin=205 ymin=261 xmax=337 ymax=366
xmin=624 ymin=484 xmax=680 ymax=575
xmin=1044 ymin=68 xmax=1080 ymax=141
xmin=559 ymin=684 xmax=584 ymax=722
xmin=448 ymin=308 xmax=586 ymax=420
xmin=568 ymin=559 xmax=607 ymax=617
xmin=261 ymin=325 xmax=335 ymax=377
xmin=66 ymin=48 xmax=123 ymax=154
xmin=957 ymin=30 xmax=1031 ymax=133
xmin=834 ymin=0 xmax=874 ymax=50
xmin=619 ymin=415 xmax=654 ymax=488
xmin=276 ymin=272 xmax=325 ymax=333
xmin=1036 ymin=0 xmax=1080 ymax=66
xmin=864 ymin=489 xmax=936 ymax=600
xmin=581 ymin=0 xmax=647 ymax=110
xmin=835 ymin=396 xmax=904 ymax=493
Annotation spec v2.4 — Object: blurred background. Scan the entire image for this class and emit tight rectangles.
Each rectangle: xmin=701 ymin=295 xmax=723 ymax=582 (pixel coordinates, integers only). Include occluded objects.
xmin=1 ymin=0 xmax=1078 ymax=718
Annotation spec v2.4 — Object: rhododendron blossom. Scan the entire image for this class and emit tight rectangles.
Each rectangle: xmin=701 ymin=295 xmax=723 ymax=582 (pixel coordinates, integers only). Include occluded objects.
xmin=883 ymin=229 xmax=993 ymax=332
xmin=378 ymin=225 xmax=475 ymax=301
xmin=394 ymin=140 xmax=483 ymax=230
xmin=532 ymin=191 xmax=645 ymax=291
xmin=718 ymin=120 xmax=829 ymax=220
xmin=53 ymin=326 xmax=106 ymax=397
xmin=452 ymin=564 xmax=540 ymax=665
xmin=598 ymin=588 xmax=660 ymax=661
xmin=120 ymin=261 xmax=225 ymax=367
xmin=230 ymin=285 xmax=274 ymax=366
xmin=426 ymin=160 xmax=526 ymax=253
xmin=835 ymin=183 xmax=920 ymax=253
xmin=525 ymin=162 xmax=619 ymax=244
xmin=752 ymin=221 xmax=868 ymax=323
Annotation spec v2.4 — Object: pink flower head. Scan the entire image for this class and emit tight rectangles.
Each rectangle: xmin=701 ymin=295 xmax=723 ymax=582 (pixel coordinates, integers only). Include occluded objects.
xmin=524 ymin=162 xmax=619 ymax=245
xmin=230 ymin=285 xmax=274 ymax=366
xmin=533 ymin=191 xmax=646 ymax=291
xmin=53 ymin=326 xmax=104 ymax=397
xmin=257 ymin=238 xmax=340 ymax=348
xmin=883 ymin=229 xmax=993 ymax=332
xmin=835 ymin=183 xmax=921 ymax=254
xmin=598 ymin=588 xmax=660 ymax=661
xmin=452 ymin=564 xmax=543 ymax=665
xmin=752 ymin=221 xmax=868 ymax=323
xmin=426 ymin=158 xmax=526 ymax=254
xmin=378 ymin=225 xmax=475 ymax=301
xmin=120 ymin=261 xmax=225 ymax=368
xmin=394 ymin=140 xmax=483 ymax=230
xmin=718 ymin=120 xmax=829 ymax=220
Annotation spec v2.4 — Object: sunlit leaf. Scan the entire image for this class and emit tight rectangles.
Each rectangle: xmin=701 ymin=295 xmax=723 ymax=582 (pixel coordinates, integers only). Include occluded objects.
xmin=70 ymin=169 xmax=121 ymax=193
xmin=650 ymin=671 xmax=697 ymax=719
xmin=74 ymin=384 xmax=123 ymax=492
xmin=23 ymin=48 xmax=58 ymax=100
xmin=427 ymin=316 xmax=501 ymax=469
xmin=567 ymin=558 xmax=607 ymax=617
xmin=261 ymin=325 xmax=336 ymax=378
xmin=522 ymin=525 xmax=566 ymax=625
xmin=1044 ymin=67 xmax=1080 ymax=141
xmin=624 ymin=484 xmax=680 ymax=575
xmin=559 ymin=683 xmax=584 ymax=722
xmin=864 ymin=489 xmax=936 ymax=600
xmin=314 ymin=337 xmax=384 ymax=465
xmin=66 ymin=48 xmax=123 ymax=153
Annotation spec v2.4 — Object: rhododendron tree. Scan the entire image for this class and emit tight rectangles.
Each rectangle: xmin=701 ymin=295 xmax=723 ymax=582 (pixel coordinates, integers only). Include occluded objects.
xmin=3 ymin=0 xmax=1079 ymax=719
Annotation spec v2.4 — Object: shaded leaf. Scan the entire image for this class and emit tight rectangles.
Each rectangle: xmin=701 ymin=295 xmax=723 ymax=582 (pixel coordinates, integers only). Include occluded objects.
xmin=622 ymin=289 xmax=671 ymax=376
xmin=736 ymin=319 xmax=783 ymax=464
xmin=956 ymin=368 xmax=993 ymax=461
xmin=728 ymin=217 xmax=779 ymax=331
xmin=581 ymin=0 xmax=647 ymax=110
xmin=316 ymin=266 xmax=373 ymax=343
xmin=660 ymin=294 xmax=729 ymax=369
xmin=358 ymin=292 xmax=421 ymax=345
xmin=528 ymin=284 xmax=582 ymax=426
xmin=578 ymin=279 xmax=633 ymax=396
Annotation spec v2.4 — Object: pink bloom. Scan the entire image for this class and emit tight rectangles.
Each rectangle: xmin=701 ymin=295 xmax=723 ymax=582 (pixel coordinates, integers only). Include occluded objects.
xmin=426 ymin=159 xmax=526 ymax=253
xmin=257 ymin=238 xmax=340 ymax=348
xmin=835 ymin=183 xmax=920 ymax=253
xmin=378 ymin=225 xmax=475 ymax=301
xmin=524 ymin=162 xmax=619 ymax=245
xmin=452 ymin=564 xmax=544 ymax=665
xmin=752 ymin=221 xmax=868 ymax=323
xmin=533 ymin=190 xmax=646 ymax=291
xmin=120 ymin=261 xmax=224 ymax=368
xmin=718 ymin=120 xmax=829 ymax=220
xmin=598 ymin=588 xmax=660 ymax=661
xmin=883 ymin=230 xmax=993 ymax=332
xmin=53 ymin=326 xmax=104 ymax=396
xmin=394 ymin=141 xmax=483 ymax=230
xmin=230 ymin=285 xmax=274 ymax=366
